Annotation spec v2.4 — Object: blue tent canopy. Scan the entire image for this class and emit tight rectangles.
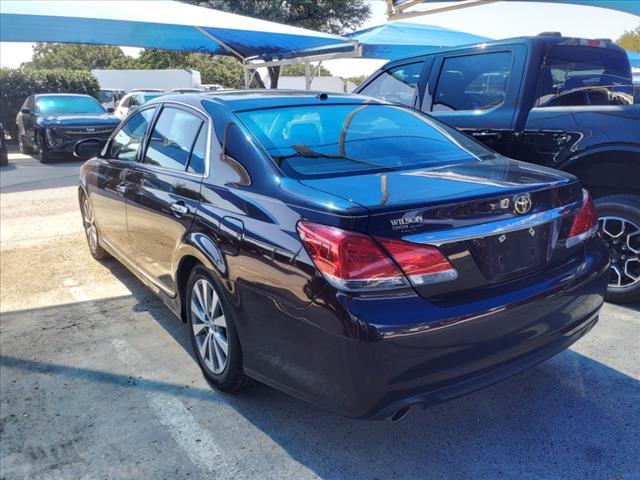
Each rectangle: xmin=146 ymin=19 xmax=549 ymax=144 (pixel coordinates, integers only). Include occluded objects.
xmin=345 ymin=22 xmax=489 ymax=59
xmin=628 ymin=51 xmax=640 ymax=70
xmin=390 ymin=0 xmax=640 ymax=17
xmin=0 ymin=0 xmax=353 ymax=61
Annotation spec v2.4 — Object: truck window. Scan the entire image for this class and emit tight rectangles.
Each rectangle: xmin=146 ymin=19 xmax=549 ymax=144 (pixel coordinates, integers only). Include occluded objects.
xmin=432 ymin=52 xmax=513 ymax=112
xmin=536 ymin=45 xmax=633 ymax=107
xmin=359 ymin=62 xmax=424 ymax=106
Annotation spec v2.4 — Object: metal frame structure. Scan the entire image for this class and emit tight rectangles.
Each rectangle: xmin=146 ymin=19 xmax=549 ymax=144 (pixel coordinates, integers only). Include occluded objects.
xmin=387 ymin=0 xmax=499 ymax=19
xmin=386 ymin=0 xmax=640 ymax=19
xmin=243 ymin=41 xmax=362 ymax=89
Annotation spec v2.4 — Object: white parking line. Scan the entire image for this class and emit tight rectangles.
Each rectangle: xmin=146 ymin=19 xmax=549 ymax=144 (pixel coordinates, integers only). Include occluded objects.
xmin=63 ymin=277 xmax=90 ymax=302
xmin=111 ymin=339 xmax=239 ymax=479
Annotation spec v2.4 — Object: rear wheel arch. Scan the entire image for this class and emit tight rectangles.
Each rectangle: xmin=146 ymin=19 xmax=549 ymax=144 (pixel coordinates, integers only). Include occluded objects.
xmin=176 ymin=254 xmax=202 ymax=322
xmin=174 ymin=236 xmax=230 ymax=322
xmin=563 ymin=148 xmax=640 ymax=198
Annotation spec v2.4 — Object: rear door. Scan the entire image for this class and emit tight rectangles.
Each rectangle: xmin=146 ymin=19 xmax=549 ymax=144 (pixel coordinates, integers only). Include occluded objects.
xmin=424 ymin=46 xmax=527 ymax=156
xmin=126 ymin=103 xmax=207 ymax=295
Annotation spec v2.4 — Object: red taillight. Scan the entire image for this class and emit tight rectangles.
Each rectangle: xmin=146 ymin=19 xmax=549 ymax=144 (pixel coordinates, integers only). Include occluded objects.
xmin=297 ymin=221 xmax=457 ymax=291
xmin=377 ymin=238 xmax=458 ymax=286
xmin=297 ymin=221 xmax=407 ymax=291
xmin=567 ymin=189 xmax=599 ymax=248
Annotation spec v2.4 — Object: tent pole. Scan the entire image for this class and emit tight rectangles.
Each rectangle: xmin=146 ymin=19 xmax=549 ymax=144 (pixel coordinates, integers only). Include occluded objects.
xmin=244 ymin=62 xmax=251 ymax=90
xmin=304 ymin=61 xmax=311 ymax=90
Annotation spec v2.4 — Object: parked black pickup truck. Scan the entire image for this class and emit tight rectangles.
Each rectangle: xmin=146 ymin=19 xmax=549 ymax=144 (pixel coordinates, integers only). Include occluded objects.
xmin=357 ymin=33 xmax=640 ymax=303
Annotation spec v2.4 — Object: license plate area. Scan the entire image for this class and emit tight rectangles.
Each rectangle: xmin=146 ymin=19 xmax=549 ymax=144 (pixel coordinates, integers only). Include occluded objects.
xmin=468 ymin=224 xmax=551 ymax=281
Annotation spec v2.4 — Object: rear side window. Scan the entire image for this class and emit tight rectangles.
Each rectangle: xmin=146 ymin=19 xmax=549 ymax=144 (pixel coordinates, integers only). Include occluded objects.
xmin=144 ymin=107 xmax=203 ymax=171
xmin=187 ymin=125 xmax=207 ymax=175
xmin=110 ymin=108 xmax=155 ymax=161
xmin=432 ymin=51 xmax=513 ymax=112
xmin=536 ymin=45 xmax=633 ymax=107
xmin=359 ymin=62 xmax=423 ymax=106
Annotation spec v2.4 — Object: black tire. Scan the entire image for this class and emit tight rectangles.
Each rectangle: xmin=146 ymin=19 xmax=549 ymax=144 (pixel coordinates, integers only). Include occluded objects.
xmin=80 ymin=192 xmax=109 ymax=260
xmin=18 ymin=135 xmax=33 ymax=155
xmin=595 ymin=194 xmax=640 ymax=304
xmin=38 ymin=135 xmax=52 ymax=164
xmin=0 ymin=145 xmax=7 ymax=166
xmin=186 ymin=266 xmax=252 ymax=392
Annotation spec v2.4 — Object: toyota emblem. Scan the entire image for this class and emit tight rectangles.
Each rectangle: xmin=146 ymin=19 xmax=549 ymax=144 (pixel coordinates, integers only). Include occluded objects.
xmin=514 ymin=194 xmax=532 ymax=215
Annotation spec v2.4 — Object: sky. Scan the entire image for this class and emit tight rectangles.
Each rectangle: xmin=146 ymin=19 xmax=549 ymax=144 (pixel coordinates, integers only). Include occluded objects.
xmin=0 ymin=0 xmax=638 ymax=77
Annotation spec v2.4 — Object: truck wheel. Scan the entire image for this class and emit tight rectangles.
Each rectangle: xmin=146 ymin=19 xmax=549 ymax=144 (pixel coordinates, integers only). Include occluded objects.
xmin=595 ymin=194 xmax=640 ymax=304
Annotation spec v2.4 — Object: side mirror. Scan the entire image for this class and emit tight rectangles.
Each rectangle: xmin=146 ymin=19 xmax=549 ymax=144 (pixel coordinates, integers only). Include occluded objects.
xmin=74 ymin=138 xmax=102 ymax=158
xmin=20 ymin=108 xmax=31 ymax=114
xmin=107 ymin=107 xmax=115 ymax=113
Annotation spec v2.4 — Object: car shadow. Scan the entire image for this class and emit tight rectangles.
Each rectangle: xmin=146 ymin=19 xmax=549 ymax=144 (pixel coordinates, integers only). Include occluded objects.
xmin=78 ymin=261 xmax=640 ymax=477
xmin=3 ymin=259 xmax=639 ymax=479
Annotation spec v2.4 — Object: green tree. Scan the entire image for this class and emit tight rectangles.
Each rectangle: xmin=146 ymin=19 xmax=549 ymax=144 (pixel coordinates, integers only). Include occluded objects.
xmin=616 ymin=26 xmax=640 ymax=52
xmin=24 ymin=43 xmax=131 ymax=70
xmin=344 ymin=75 xmax=366 ymax=87
xmin=187 ymin=0 xmax=371 ymax=87
xmin=280 ymin=63 xmax=332 ymax=77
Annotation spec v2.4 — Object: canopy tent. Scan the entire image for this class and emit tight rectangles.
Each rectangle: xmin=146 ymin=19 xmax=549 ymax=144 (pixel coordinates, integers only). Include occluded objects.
xmin=0 ymin=0 xmax=357 ymax=88
xmin=345 ymin=21 xmax=489 ymax=59
xmin=388 ymin=0 xmax=640 ymax=19
xmin=0 ymin=0 xmax=354 ymax=60
xmin=629 ymin=51 xmax=640 ymax=70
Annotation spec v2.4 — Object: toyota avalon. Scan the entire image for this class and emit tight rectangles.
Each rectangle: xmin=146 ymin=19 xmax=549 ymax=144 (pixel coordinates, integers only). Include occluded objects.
xmin=76 ymin=91 xmax=609 ymax=420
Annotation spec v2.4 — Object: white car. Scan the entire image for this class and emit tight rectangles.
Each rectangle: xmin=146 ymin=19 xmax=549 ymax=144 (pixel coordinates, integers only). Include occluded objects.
xmin=115 ymin=91 xmax=165 ymax=119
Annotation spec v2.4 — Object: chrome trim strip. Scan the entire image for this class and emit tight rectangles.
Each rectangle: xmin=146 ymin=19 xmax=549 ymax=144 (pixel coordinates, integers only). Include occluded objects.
xmin=405 ymin=204 xmax=576 ymax=246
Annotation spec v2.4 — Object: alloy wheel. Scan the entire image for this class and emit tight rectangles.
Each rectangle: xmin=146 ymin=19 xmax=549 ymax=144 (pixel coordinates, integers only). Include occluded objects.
xmin=82 ymin=197 xmax=98 ymax=254
xmin=191 ymin=278 xmax=229 ymax=375
xmin=599 ymin=216 xmax=640 ymax=289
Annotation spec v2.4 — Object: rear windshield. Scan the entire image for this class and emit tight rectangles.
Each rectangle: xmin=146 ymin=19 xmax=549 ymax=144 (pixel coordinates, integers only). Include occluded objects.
xmin=537 ymin=45 xmax=633 ymax=107
xmin=236 ymin=104 xmax=494 ymax=179
xmin=37 ymin=95 xmax=106 ymax=115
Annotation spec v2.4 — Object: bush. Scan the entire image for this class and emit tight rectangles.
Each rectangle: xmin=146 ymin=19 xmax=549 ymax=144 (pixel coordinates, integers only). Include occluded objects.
xmin=0 ymin=68 xmax=100 ymax=142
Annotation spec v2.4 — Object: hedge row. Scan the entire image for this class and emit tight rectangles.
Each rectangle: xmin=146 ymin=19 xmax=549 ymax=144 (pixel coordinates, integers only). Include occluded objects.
xmin=0 ymin=68 xmax=100 ymax=142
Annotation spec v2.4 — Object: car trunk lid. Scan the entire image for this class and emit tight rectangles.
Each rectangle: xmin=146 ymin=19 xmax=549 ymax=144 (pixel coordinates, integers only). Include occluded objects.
xmin=299 ymin=157 xmax=584 ymax=298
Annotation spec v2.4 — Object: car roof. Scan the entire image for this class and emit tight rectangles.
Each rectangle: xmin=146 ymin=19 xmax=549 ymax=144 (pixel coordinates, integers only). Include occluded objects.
xmin=380 ymin=34 xmax=627 ymax=68
xmin=148 ymin=90 xmax=388 ymax=112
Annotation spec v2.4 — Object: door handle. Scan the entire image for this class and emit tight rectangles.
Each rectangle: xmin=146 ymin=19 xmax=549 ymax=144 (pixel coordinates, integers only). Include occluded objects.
xmin=115 ymin=183 xmax=127 ymax=195
xmin=170 ymin=201 xmax=189 ymax=217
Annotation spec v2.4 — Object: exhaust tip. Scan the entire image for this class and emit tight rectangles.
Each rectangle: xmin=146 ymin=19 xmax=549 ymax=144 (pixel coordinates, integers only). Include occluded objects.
xmin=390 ymin=405 xmax=411 ymax=422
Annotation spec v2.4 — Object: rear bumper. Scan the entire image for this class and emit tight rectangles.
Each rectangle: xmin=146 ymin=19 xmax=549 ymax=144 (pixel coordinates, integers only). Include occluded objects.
xmin=369 ymin=309 xmax=599 ymax=420
xmin=242 ymin=237 xmax=610 ymax=419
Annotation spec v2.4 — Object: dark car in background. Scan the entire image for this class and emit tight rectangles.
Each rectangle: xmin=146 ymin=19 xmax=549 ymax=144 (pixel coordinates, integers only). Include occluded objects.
xmin=357 ymin=34 xmax=640 ymax=303
xmin=0 ymin=123 xmax=8 ymax=166
xmin=16 ymin=93 xmax=120 ymax=163
xmin=76 ymin=91 xmax=609 ymax=420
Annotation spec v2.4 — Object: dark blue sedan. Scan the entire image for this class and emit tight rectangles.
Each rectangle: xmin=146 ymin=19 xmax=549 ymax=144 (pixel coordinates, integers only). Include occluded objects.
xmin=76 ymin=91 xmax=609 ymax=420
